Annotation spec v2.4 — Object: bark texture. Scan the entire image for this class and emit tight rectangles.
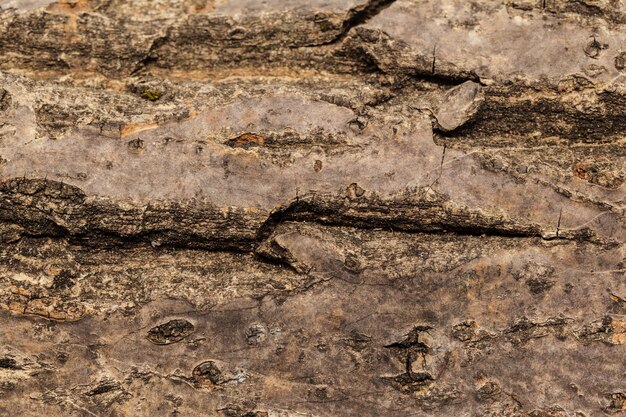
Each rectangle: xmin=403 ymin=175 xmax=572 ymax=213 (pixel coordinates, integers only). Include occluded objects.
xmin=0 ymin=0 xmax=625 ymax=416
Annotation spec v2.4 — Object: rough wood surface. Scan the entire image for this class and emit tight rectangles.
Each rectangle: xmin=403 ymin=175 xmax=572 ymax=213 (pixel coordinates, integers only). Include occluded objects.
xmin=0 ymin=1 xmax=625 ymax=416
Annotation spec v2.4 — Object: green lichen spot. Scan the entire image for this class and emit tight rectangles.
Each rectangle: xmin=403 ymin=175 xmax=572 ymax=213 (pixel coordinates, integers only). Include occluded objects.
xmin=141 ymin=89 xmax=162 ymax=101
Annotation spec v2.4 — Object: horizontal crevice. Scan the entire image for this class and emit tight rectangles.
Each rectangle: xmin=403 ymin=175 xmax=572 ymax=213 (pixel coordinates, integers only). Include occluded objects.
xmin=256 ymin=194 xmax=587 ymax=245
xmin=0 ymin=178 xmax=608 ymax=259
xmin=323 ymin=0 xmax=398 ymax=46
xmin=437 ymin=86 xmax=626 ymax=145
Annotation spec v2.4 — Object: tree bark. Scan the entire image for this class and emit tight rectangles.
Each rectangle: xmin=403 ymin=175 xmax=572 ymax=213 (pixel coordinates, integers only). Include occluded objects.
xmin=0 ymin=1 xmax=624 ymax=416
